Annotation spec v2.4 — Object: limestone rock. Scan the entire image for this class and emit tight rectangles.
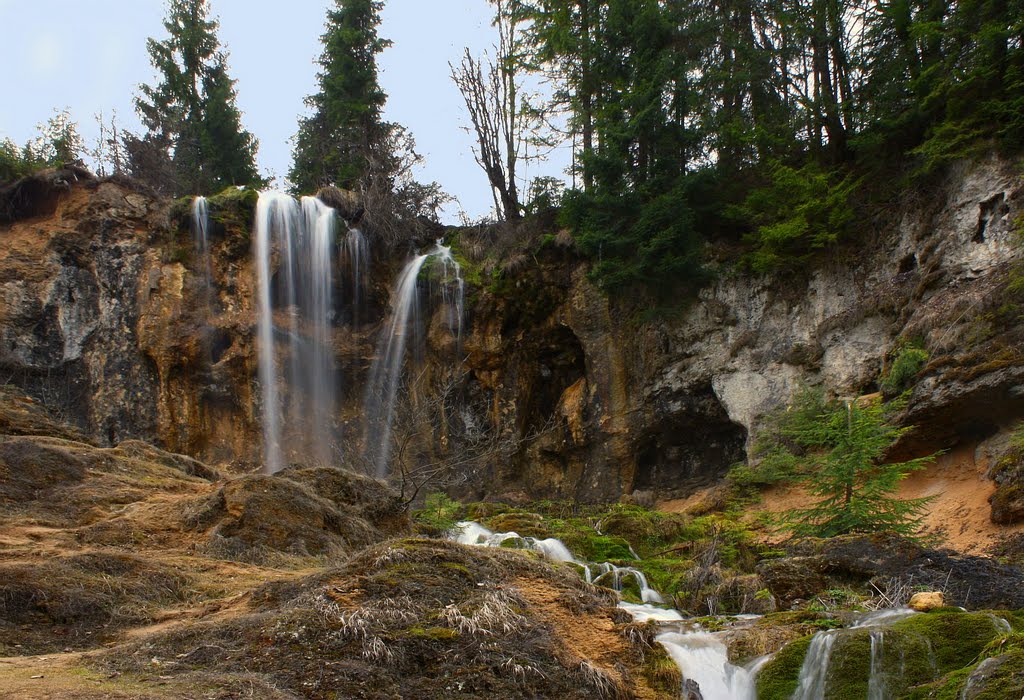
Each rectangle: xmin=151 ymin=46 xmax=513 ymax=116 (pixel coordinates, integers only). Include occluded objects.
xmin=909 ymin=591 xmax=946 ymax=611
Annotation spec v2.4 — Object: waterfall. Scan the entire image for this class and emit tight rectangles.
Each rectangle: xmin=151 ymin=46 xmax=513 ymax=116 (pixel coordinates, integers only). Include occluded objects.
xmin=254 ymin=193 xmax=287 ymax=474
xmin=253 ymin=191 xmax=342 ymax=473
xmin=363 ymin=253 xmax=429 ymax=477
xmin=192 ymin=196 xmax=212 ymax=301
xmin=363 ymin=241 xmax=465 ymax=478
xmin=791 ymin=628 xmax=840 ymax=700
xmin=343 ymin=226 xmax=368 ymax=325
xmin=658 ymin=631 xmax=758 ymax=700
xmin=792 ymin=607 xmax=919 ymax=700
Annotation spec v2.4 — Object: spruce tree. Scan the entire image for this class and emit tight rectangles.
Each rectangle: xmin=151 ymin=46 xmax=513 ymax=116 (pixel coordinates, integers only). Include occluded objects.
xmin=766 ymin=388 xmax=936 ymax=538
xmin=135 ymin=0 xmax=259 ymax=195
xmin=289 ymin=0 xmax=392 ymax=194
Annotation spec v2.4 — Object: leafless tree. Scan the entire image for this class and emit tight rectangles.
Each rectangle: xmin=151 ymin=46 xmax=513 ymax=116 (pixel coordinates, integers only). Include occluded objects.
xmin=450 ymin=0 xmax=546 ymax=221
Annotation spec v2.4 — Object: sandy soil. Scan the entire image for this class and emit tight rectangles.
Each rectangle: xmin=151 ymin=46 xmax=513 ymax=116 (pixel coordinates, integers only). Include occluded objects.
xmin=661 ymin=440 xmax=1024 ymax=554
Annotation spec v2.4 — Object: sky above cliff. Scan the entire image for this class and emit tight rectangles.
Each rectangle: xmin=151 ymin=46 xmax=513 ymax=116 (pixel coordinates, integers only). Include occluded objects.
xmin=0 ymin=0 xmax=569 ymax=222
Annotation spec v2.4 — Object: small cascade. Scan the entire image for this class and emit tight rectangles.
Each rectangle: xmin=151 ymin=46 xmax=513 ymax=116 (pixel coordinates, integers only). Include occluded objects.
xmin=192 ymin=196 xmax=212 ymax=301
xmin=453 ymin=521 xmax=579 ymax=564
xmin=792 ymin=607 xmax=918 ymax=700
xmin=587 ymin=562 xmax=665 ymax=604
xmin=363 ymin=241 xmax=465 ymax=477
xmin=363 ymin=253 xmax=429 ymax=477
xmin=658 ymin=631 xmax=758 ymax=700
xmin=429 ymin=241 xmax=465 ymax=345
xmin=452 ymin=521 xmax=760 ymax=699
xmin=254 ymin=191 xmax=342 ymax=473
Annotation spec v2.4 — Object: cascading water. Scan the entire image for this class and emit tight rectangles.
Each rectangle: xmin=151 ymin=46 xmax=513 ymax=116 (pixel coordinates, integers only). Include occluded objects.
xmin=452 ymin=521 xmax=761 ymax=699
xmin=343 ymin=226 xmax=368 ymax=324
xmin=254 ymin=191 xmax=342 ymax=473
xmin=363 ymin=253 xmax=429 ymax=477
xmin=791 ymin=607 xmax=919 ymax=700
xmin=192 ymin=196 xmax=212 ymax=301
xmin=363 ymin=241 xmax=465 ymax=477
xmin=658 ymin=631 xmax=759 ymax=700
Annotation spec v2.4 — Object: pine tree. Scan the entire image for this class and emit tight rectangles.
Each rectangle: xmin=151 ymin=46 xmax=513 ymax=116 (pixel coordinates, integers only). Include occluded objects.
xmin=767 ymin=388 xmax=937 ymax=538
xmin=289 ymin=0 xmax=393 ymax=194
xmin=135 ymin=0 xmax=259 ymax=195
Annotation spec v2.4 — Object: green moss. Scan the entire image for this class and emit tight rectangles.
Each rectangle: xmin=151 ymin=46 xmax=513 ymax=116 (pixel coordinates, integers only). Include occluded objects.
xmin=903 ymin=666 xmax=973 ymax=699
xmin=968 ymin=648 xmax=1024 ymax=699
xmin=483 ymin=512 xmax=550 ymax=538
xmin=578 ymin=535 xmax=635 ymax=562
xmin=464 ymin=501 xmax=512 ymax=520
xmin=206 ymin=186 xmax=258 ymax=235
xmin=757 ymin=635 xmax=813 ymax=700
xmin=892 ymin=611 xmax=1005 ymax=673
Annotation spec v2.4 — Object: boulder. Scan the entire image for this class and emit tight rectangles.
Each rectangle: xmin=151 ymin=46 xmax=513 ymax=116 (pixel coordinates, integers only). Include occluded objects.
xmin=909 ymin=591 xmax=946 ymax=611
xmin=759 ymin=534 xmax=1024 ymax=609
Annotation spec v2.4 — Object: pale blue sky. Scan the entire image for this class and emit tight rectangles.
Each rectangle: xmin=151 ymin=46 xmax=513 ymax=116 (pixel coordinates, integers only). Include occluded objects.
xmin=0 ymin=0 xmax=569 ymax=221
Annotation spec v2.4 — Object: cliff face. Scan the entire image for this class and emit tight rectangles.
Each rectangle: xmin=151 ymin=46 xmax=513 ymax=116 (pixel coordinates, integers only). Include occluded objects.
xmin=0 ymin=179 xmax=262 ymax=464
xmin=457 ymin=156 xmax=1024 ymax=503
xmin=1 ymin=158 xmax=1022 ymax=511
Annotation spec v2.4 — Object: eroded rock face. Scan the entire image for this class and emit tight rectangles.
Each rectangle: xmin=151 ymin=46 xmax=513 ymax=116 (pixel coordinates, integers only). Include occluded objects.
xmin=456 ymin=156 xmax=1024 ymax=503
xmin=2 ymin=157 xmax=1022 ymax=506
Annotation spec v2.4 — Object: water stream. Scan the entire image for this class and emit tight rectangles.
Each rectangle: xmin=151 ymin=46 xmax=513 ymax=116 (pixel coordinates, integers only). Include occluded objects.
xmin=453 ymin=521 xmax=759 ymax=699
xmin=791 ymin=607 xmax=919 ymax=700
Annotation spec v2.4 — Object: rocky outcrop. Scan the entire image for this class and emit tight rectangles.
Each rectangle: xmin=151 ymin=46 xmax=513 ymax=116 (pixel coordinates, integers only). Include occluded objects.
xmin=757 ymin=533 xmax=1024 ymax=609
xmin=454 ymin=156 xmax=1024 ymax=503
xmin=1 ymin=157 xmax=1022 ymax=509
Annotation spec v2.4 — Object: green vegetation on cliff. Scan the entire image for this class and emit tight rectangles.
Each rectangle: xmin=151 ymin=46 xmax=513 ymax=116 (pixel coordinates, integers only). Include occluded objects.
xmin=508 ymin=0 xmax=1023 ymax=294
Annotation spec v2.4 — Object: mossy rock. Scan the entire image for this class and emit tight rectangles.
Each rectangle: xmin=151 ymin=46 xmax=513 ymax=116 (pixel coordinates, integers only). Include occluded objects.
xmin=206 ymin=186 xmax=258 ymax=234
xmin=642 ymin=644 xmax=682 ymax=694
xmin=960 ymin=648 xmax=1024 ymax=699
xmin=892 ymin=611 xmax=1007 ymax=673
xmin=483 ymin=511 xmax=550 ymax=538
xmin=464 ymin=501 xmax=513 ymax=520
xmin=756 ymin=634 xmax=813 ymax=699
xmin=576 ymin=534 xmax=635 ymax=562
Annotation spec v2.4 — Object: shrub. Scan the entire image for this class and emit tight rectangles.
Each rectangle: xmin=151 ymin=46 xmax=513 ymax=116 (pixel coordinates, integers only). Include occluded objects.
xmin=880 ymin=342 xmax=929 ymax=397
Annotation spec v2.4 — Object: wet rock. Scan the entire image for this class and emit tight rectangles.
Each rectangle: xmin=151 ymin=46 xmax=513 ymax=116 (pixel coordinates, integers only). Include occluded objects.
xmin=961 ymin=650 xmax=1024 ymax=699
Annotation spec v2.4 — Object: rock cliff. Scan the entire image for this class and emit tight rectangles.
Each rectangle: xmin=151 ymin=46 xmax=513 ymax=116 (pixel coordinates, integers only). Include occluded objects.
xmin=1 ymin=157 xmax=1022 ymax=519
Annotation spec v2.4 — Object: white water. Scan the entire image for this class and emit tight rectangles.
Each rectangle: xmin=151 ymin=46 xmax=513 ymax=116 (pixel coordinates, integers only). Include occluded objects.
xmin=452 ymin=521 xmax=759 ymax=698
xmin=364 ymin=241 xmax=465 ymax=477
xmin=253 ymin=191 xmax=341 ymax=473
xmin=192 ymin=196 xmax=211 ymax=296
xmin=792 ymin=607 xmax=919 ymax=700
xmin=364 ymin=253 xmax=429 ymax=477
xmin=658 ymin=631 xmax=758 ymax=700
xmin=343 ymin=227 xmax=368 ymax=324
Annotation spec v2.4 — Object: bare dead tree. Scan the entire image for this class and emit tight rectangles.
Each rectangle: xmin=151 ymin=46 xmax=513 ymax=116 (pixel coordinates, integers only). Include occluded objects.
xmin=450 ymin=0 xmax=547 ymax=221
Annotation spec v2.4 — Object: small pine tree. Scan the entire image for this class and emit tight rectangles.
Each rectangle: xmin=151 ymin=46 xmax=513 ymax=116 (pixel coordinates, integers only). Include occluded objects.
xmin=767 ymin=387 xmax=936 ymax=538
xmin=135 ymin=0 xmax=259 ymax=195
